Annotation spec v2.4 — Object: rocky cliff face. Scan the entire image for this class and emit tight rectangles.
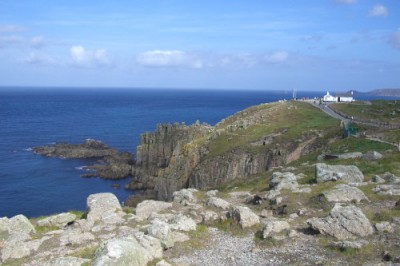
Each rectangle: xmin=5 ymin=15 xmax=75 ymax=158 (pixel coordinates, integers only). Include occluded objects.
xmin=128 ymin=101 xmax=331 ymax=201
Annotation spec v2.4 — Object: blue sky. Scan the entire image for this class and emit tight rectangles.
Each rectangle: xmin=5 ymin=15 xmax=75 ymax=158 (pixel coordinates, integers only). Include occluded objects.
xmin=0 ymin=0 xmax=399 ymax=91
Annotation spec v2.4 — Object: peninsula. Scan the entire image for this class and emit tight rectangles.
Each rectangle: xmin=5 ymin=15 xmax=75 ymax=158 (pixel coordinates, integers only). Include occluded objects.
xmin=3 ymin=100 xmax=400 ymax=265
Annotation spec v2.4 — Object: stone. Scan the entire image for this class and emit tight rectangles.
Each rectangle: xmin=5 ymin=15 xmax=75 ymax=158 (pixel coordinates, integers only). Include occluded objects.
xmin=373 ymin=185 xmax=400 ymax=196
xmin=206 ymin=190 xmax=219 ymax=197
xmin=331 ymin=240 xmax=368 ymax=250
xmin=93 ymin=237 xmax=160 ymax=266
xmin=0 ymin=215 xmax=36 ymax=243
xmin=170 ymin=214 xmax=197 ymax=232
xmin=147 ymin=220 xmax=174 ymax=248
xmin=307 ymin=204 xmax=374 ymax=240
xmin=230 ymin=206 xmax=260 ymax=228
xmin=375 ymin=222 xmax=394 ymax=233
xmin=260 ymin=209 xmax=273 ymax=218
xmin=371 ymin=175 xmax=385 ymax=183
xmin=156 ymin=259 xmax=173 ymax=266
xmin=172 ymin=188 xmax=198 ymax=205
xmin=1 ymin=236 xmax=49 ymax=262
xmin=135 ymin=200 xmax=173 ymax=221
xmin=207 ymin=197 xmax=231 ymax=210
xmin=315 ymin=163 xmax=364 ymax=183
xmin=60 ymin=228 xmax=96 ymax=246
xmin=87 ymin=193 xmax=124 ymax=225
xmin=362 ymin=151 xmax=383 ymax=161
xmin=338 ymin=152 xmax=363 ymax=160
xmin=321 ymin=184 xmax=369 ymax=203
xmin=37 ymin=212 xmax=76 ymax=228
xmin=43 ymin=256 xmax=91 ymax=266
xmin=262 ymin=219 xmax=290 ymax=238
xmin=265 ymin=190 xmax=281 ymax=200
xmin=269 ymin=172 xmax=299 ymax=191
xmin=201 ymin=210 xmax=220 ymax=223
xmin=383 ymin=172 xmax=400 ymax=184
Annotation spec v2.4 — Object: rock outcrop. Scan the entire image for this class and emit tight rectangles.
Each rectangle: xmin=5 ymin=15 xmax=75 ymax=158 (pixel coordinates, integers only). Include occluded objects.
xmin=321 ymin=184 xmax=369 ymax=203
xmin=229 ymin=206 xmax=260 ymax=228
xmin=33 ymin=139 xmax=118 ymax=159
xmin=86 ymin=193 xmax=125 ymax=225
xmin=315 ymin=163 xmax=364 ymax=183
xmin=37 ymin=212 xmax=76 ymax=228
xmin=307 ymin=203 xmax=374 ymax=240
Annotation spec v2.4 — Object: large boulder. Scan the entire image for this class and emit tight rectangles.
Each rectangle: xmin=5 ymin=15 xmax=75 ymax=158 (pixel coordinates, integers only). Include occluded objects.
xmin=307 ymin=204 xmax=374 ymax=240
xmin=321 ymin=184 xmax=369 ymax=203
xmin=135 ymin=200 xmax=173 ymax=221
xmin=86 ymin=193 xmax=124 ymax=225
xmin=0 ymin=237 xmax=49 ymax=262
xmin=93 ymin=237 xmax=160 ymax=266
xmin=315 ymin=163 xmax=364 ymax=183
xmin=262 ymin=219 xmax=290 ymax=238
xmin=230 ymin=206 xmax=260 ymax=228
xmin=37 ymin=212 xmax=76 ymax=228
xmin=269 ymin=172 xmax=299 ymax=191
xmin=206 ymin=197 xmax=231 ymax=210
xmin=0 ymin=215 xmax=36 ymax=243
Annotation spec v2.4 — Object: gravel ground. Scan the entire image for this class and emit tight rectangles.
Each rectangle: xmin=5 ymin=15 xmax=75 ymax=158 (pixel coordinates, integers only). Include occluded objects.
xmin=168 ymin=228 xmax=346 ymax=266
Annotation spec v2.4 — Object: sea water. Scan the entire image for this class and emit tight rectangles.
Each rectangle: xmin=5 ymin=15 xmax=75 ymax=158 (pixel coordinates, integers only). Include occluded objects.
xmin=0 ymin=88 xmax=394 ymax=218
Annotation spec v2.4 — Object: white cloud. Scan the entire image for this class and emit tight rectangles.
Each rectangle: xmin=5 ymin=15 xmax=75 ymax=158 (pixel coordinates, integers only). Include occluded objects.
xmin=0 ymin=35 xmax=24 ymax=48
xmin=31 ymin=36 xmax=45 ymax=49
xmin=265 ymin=51 xmax=289 ymax=63
xmin=70 ymin=45 xmax=111 ymax=67
xmin=137 ymin=50 xmax=203 ymax=68
xmin=0 ymin=24 xmax=26 ymax=33
xmin=335 ymin=0 xmax=357 ymax=5
xmin=388 ymin=31 xmax=400 ymax=50
xmin=369 ymin=5 xmax=388 ymax=17
xmin=21 ymin=52 xmax=55 ymax=65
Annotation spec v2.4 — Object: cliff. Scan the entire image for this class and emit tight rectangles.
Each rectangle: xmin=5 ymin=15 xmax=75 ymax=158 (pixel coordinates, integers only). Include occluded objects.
xmin=127 ymin=101 xmax=339 ymax=201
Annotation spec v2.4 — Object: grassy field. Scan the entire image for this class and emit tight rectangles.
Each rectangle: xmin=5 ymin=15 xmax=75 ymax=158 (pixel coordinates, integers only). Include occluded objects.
xmin=206 ymin=101 xmax=339 ymax=158
xmin=330 ymin=100 xmax=400 ymax=123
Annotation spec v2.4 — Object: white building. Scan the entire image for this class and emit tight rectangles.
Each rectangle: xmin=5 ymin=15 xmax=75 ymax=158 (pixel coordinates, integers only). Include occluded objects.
xmin=323 ymin=91 xmax=337 ymax=102
xmin=323 ymin=91 xmax=354 ymax=102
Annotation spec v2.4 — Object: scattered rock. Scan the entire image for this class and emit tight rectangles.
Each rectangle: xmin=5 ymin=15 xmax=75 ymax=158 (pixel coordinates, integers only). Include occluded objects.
xmin=43 ymin=256 xmax=91 ymax=266
xmin=60 ymin=228 xmax=96 ymax=246
xmin=262 ymin=219 xmax=290 ymax=239
xmin=170 ymin=214 xmax=197 ymax=232
xmin=37 ymin=212 xmax=77 ymax=228
xmin=93 ymin=236 xmax=162 ymax=266
xmin=269 ymin=172 xmax=299 ymax=191
xmin=206 ymin=190 xmax=219 ymax=197
xmin=371 ymin=175 xmax=385 ymax=183
xmin=307 ymin=203 xmax=374 ymax=240
xmin=331 ymin=240 xmax=368 ymax=250
xmin=265 ymin=190 xmax=281 ymax=200
xmin=315 ymin=163 xmax=364 ymax=183
xmin=230 ymin=206 xmax=260 ymax=228
xmin=321 ymin=184 xmax=369 ymax=203
xmin=260 ymin=209 xmax=274 ymax=218
xmin=87 ymin=193 xmax=124 ymax=225
xmin=383 ymin=172 xmax=400 ymax=184
xmin=135 ymin=200 xmax=173 ymax=221
xmin=0 ymin=214 xmax=36 ymax=243
xmin=375 ymin=222 xmax=395 ymax=233
xmin=362 ymin=151 xmax=383 ymax=161
xmin=147 ymin=220 xmax=174 ymax=248
xmin=200 ymin=210 xmax=220 ymax=224
xmin=373 ymin=184 xmax=400 ymax=196
xmin=207 ymin=197 xmax=231 ymax=210
xmin=173 ymin=188 xmax=198 ymax=205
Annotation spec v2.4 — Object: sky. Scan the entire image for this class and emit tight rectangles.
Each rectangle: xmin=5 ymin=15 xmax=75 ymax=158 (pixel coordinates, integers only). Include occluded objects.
xmin=0 ymin=0 xmax=399 ymax=91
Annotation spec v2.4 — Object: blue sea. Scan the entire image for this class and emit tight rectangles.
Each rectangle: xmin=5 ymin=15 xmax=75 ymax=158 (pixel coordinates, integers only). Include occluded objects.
xmin=0 ymin=88 xmax=397 ymax=218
